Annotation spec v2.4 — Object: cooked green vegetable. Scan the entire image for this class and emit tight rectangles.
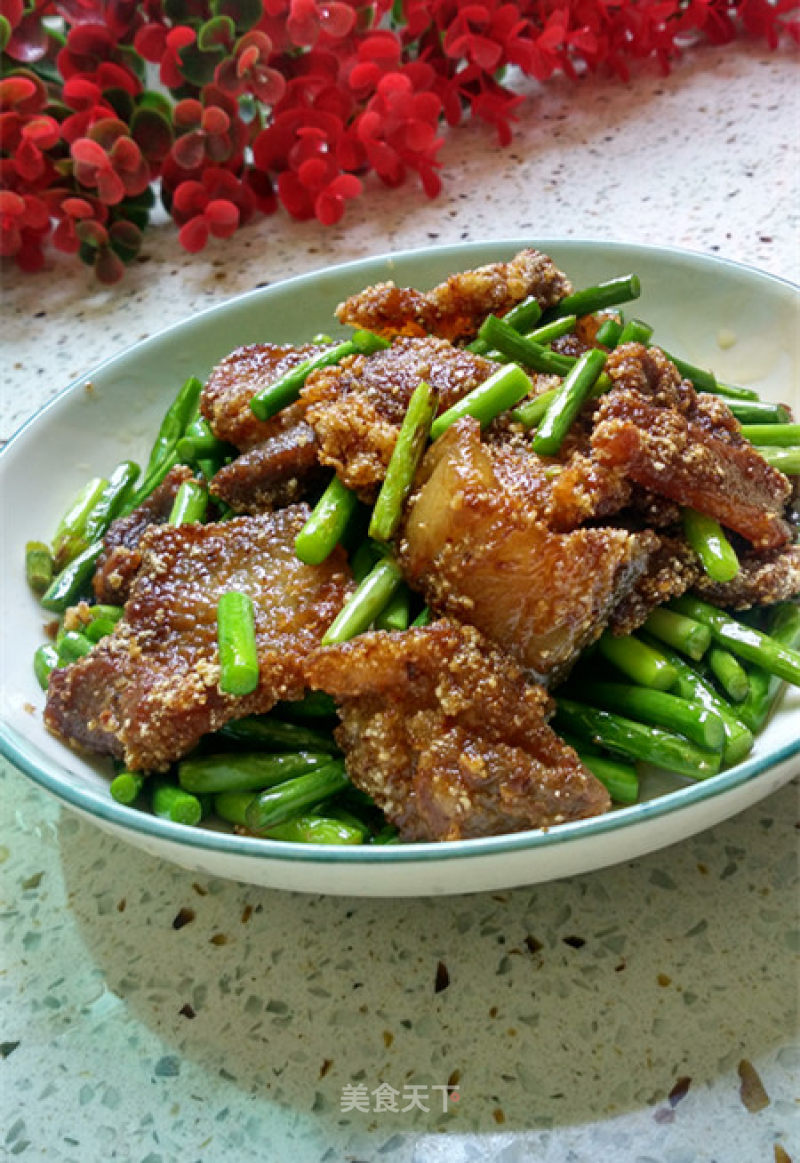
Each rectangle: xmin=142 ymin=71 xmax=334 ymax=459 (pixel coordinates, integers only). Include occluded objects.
xmin=249 ymin=332 xmax=388 ymax=420
xmin=638 ymin=634 xmax=753 ymax=767
xmin=642 ymin=607 xmax=711 ymax=661
xmin=152 ymin=779 xmax=204 ymax=826
xmin=168 ymin=478 xmax=208 ymax=525
xmin=552 ymin=274 xmax=641 ymax=318
xmin=179 ymin=751 xmax=330 ymax=794
xmin=321 ymin=557 xmax=405 ymax=645
xmin=531 ymin=348 xmax=607 ymax=457
xmin=706 ymin=646 xmax=750 ymax=702
xmin=565 ymin=681 xmax=725 ymax=752
xmin=430 ymin=363 xmax=533 ymax=440
xmin=245 ymin=760 xmax=350 ymax=831
xmin=681 ymin=508 xmax=740 ymax=583
xmin=370 ymin=380 xmax=438 ymax=541
xmin=554 ymin=698 xmax=721 ymax=780
xmin=737 ymin=604 xmax=800 ymax=731
xmin=26 ymin=541 xmax=53 ymax=594
xmin=596 ymin=631 xmax=678 ymax=691
xmin=217 ymin=591 xmax=259 ymax=696
xmin=295 ymin=475 xmax=359 ymax=565
xmin=467 ymin=294 xmax=542 ymax=354
xmin=671 ymin=595 xmax=800 ymax=686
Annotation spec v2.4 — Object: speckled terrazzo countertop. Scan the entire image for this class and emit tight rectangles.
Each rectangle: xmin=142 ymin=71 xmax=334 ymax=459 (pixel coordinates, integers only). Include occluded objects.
xmin=1 ymin=41 xmax=798 ymax=1163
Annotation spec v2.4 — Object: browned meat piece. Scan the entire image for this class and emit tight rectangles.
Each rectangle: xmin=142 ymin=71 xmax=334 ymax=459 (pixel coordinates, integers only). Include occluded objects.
xmin=302 ymin=337 xmax=497 ymax=498
xmin=602 ymin=342 xmax=695 ymax=414
xmin=92 ymin=465 xmax=195 ymax=605
xmin=45 ymin=507 xmax=352 ymax=772
xmin=335 ymin=249 xmax=572 ymax=343
xmin=608 ymin=535 xmax=702 ymax=636
xmin=201 ymin=343 xmax=321 ymax=450
xmin=398 ymin=419 xmax=656 ymax=683
xmin=592 ymin=394 xmax=792 ymax=550
xmin=209 ymin=423 xmax=324 ymax=513
xmin=201 ymin=343 xmax=332 ymax=511
xmin=591 ymin=345 xmax=793 ymax=551
xmin=545 ymin=453 xmax=631 ymax=531
xmin=305 ymin=621 xmax=610 ymax=841
xmin=692 ymin=544 xmax=800 ymax=609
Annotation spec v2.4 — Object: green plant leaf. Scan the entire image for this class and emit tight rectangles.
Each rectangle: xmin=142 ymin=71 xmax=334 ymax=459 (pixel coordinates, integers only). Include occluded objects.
xmin=197 ymin=14 xmax=235 ymax=51
xmin=212 ymin=0 xmax=263 ymax=31
xmin=104 ymin=87 xmax=135 ymax=122
xmin=164 ymin=0 xmax=204 ymax=25
xmin=136 ymin=89 xmax=174 ymax=118
xmin=0 ymin=16 xmax=12 ymax=52
xmin=131 ymin=107 xmax=174 ymax=163
xmin=109 ymin=219 xmax=143 ymax=263
xmin=178 ymin=40 xmax=225 ymax=87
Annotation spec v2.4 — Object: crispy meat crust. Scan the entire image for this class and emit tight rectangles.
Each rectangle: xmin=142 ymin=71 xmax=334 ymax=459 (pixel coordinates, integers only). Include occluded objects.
xmin=305 ymin=621 xmax=610 ymax=841
xmin=46 ymin=507 xmax=353 ymax=771
xmin=92 ymin=465 xmax=195 ymax=606
xmin=398 ymin=419 xmax=656 ymax=683
xmin=209 ymin=422 xmax=324 ymax=513
xmin=335 ymin=249 xmax=573 ymax=343
xmin=201 ymin=343 xmax=321 ymax=450
xmin=302 ymin=337 xmax=496 ymax=498
xmin=692 ymin=544 xmax=800 ymax=609
xmin=608 ymin=535 xmax=701 ymax=636
xmin=592 ymin=344 xmax=792 ymax=550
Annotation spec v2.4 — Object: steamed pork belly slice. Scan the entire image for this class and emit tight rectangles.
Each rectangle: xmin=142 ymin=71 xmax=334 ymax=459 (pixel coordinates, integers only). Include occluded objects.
xmin=305 ymin=621 xmax=610 ymax=842
xmin=209 ymin=423 xmax=324 ymax=514
xmin=691 ymin=543 xmax=800 ymax=610
xmin=302 ymin=336 xmax=497 ymax=498
xmin=45 ymin=507 xmax=353 ymax=772
xmin=200 ymin=343 xmax=322 ymax=449
xmin=591 ymin=390 xmax=793 ymax=551
xmin=335 ymin=248 xmax=573 ymax=343
xmin=399 ymin=420 xmax=656 ymax=683
xmin=93 ymin=464 xmax=195 ymax=605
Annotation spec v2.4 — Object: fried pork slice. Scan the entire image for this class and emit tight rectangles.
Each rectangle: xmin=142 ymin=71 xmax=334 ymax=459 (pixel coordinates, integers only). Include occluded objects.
xmin=201 ymin=343 xmax=330 ymax=511
xmin=209 ymin=423 xmax=324 ymax=513
xmin=45 ymin=507 xmax=352 ymax=772
xmin=692 ymin=543 xmax=800 ymax=609
xmin=335 ymin=249 xmax=572 ymax=343
xmin=92 ymin=465 xmax=195 ymax=605
xmin=201 ymin=343 xmax=321 ymax=449
xmin=398 ymin=420 xmax=656 ymax=683
xmin=305 ymin=621 xmax=610 ymax=841
xmin=591 ymin=345 xmax=793 ymax=550
xmin=607 ymin=535 xmax=701 ymax=636
xmin=302 ymin=337 xmax=497 ymax=498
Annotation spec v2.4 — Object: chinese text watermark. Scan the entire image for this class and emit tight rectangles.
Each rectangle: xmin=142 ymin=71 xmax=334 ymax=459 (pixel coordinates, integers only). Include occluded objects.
xmin=340 ymin=1082 xmax=460 ymax=1113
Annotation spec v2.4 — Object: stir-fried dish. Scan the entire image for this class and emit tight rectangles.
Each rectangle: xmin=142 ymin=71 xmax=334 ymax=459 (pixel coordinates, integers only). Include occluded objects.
xmin=28 ymin=248 xmax=800 ymax=846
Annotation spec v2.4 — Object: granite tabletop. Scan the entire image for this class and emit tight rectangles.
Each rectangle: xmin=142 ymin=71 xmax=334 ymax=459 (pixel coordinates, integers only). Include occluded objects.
xmin=1 ymin=41 xmax=798 ymax=1163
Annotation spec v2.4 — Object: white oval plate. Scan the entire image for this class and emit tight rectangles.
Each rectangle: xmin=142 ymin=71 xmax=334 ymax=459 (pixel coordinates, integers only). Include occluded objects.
xmin=1 ymin=240 xmax=798 ymax=896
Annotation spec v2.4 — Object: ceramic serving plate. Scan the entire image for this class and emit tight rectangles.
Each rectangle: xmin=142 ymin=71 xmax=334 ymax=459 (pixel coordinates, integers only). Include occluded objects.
xmin=1 ymin=240 xmax=798 ymax=896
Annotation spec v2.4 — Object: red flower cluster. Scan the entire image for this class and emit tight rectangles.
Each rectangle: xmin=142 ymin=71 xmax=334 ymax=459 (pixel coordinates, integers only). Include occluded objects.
xmin=1 ymin=0 xmax=796 ymax=281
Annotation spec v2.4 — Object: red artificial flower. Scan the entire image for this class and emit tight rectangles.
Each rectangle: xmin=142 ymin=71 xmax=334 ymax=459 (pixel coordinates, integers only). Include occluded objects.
xmin=169 ymin=88 xmax=249 ymax=172
xmin=134 ymin=22 xmax=196 ymax=89
xmin=71 ymin=119 xmax=151 ymax=203
xmin=45 ymin=190 xmax=106 ymax=254
xmin=215 ymin=30 xmax=286 ymax=105
xmin=286 ymin=0 xmax=357 ymax=47
xmin=355 ymin=70 xmax=443 ymax=195
xmin=171 ymin=167 xmax=256 ymax=252
xmin=276 ymin=126 xmax=361 ymax=223
xmin=0 ymin=188 xmax=50 ymax=270
xmin=57 ymin=22 xmax=142 ymax=91
xmin=1 ymin=0 xmax=796 ymax=282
